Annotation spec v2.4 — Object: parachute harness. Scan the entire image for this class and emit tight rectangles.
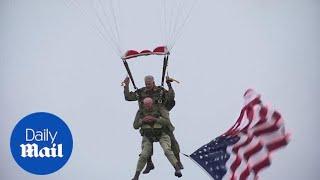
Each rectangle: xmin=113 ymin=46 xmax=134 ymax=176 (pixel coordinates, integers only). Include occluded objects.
xmin=121 ymin=46 xmax=170 ymax=90
xmin=122 ymin=59 xmax=138 ymax=90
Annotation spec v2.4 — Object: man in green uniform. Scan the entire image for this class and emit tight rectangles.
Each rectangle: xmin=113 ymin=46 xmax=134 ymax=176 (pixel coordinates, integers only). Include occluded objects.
xmin=123 ymin=75 xmax=175 ymax=110
xmin=131 ymin=97 xmax=182 ymax=180
xmin=123 ymin=75 xmax=183 ymax=173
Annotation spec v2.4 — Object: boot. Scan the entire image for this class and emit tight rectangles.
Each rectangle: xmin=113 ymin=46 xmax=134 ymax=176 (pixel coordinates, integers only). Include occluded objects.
xmin=131 ymin=171 xmax=140 ymax=180
xmin=142 ymin=158 xmax=155 ymax=174
xmin=174 ymin=164 xmax=182 ymax=178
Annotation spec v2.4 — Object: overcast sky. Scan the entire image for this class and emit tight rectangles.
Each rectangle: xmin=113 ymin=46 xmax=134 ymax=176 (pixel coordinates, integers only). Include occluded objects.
xmin=1 ymin=0 xmax=320 ymax=179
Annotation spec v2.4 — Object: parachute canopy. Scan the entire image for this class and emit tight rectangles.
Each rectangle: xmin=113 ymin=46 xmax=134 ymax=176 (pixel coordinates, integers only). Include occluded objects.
xmin=122 ymin=46 xmax=169 ymax=60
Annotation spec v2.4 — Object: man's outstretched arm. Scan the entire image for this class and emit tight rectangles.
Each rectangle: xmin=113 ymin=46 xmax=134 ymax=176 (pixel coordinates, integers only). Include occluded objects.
xmin=165 ymin=77 xmax=175 ymax=102
xmin=123 ymin=76 xmax=138 ymax=101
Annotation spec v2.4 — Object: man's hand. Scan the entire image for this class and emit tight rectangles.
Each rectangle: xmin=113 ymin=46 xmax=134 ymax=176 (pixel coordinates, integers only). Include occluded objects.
xmin=142 ymin=115 xmax=156 ymax=123
xmin=166 ymin=76 xmax=173 ymax=83
xmin=166 ymin=76 xmax=180 ymax=84
xmin=123 ymin=76 xmax=130 ymax=86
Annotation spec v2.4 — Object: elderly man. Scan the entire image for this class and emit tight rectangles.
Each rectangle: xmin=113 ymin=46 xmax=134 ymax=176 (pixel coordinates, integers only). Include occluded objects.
xmin=123 ymin=75 xmax=175 ymax=110
xmin=131 ymin=97 xmax=182 ymax=180
xmin=123 ymin=75 xmax=183 ymax=173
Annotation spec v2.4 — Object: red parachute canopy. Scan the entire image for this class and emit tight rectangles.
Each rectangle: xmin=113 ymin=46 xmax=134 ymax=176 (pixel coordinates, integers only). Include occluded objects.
xmin=121 ymin=46 xmax=169 ymax=60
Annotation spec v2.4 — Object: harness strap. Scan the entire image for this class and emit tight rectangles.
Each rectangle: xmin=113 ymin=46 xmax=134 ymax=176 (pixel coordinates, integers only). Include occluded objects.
xmin=161 ymin=55 xmax=169 ymax=87
xmin=122 ymin=59 xmax=138 ymax=90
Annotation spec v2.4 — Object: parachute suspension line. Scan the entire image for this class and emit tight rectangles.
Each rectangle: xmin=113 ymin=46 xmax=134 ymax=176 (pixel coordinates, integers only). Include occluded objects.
xmin=122 ymin=60 xmax=138 ymax=90
xmin=167 ymin=0 xmax=183 ymax=46
xmin=109 ymin=0 xmax=122 ymax=51
xmin=162 ymin=0 xmax=169 ymax=46
xmin=159 ymin=0 xmax=166 ymax=47
xmin=168 ymin=0 xmax=187 ymax=48
xmin=65 ymin=0 xmax=111 ymax=50
xmin=92 ymin=4 xmax=122 ymax=55
xmin=64 ymin=0 xmax=121 ymax=56
xmin=161 ymin=54 xmax=169 ymax=87
xmin=165 ymin=0 xmax=176 ymax=47
xmin=168 ymin=0 xmax=198 ymax=51
xmin=92 ymin=0 xmax=122 ymax=55
xmin=95 ymin=0 xmax=118 ymax=44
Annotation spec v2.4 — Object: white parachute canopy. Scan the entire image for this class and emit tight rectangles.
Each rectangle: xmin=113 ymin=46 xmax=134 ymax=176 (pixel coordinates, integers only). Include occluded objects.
xmin=63 ymin=0 xmax=198 ymax=58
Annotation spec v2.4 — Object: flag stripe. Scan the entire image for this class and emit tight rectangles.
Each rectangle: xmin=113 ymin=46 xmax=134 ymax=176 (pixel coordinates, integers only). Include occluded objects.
xmin=252 ymin=156 xmax=271 ymax=174
xmin=230 ymin=156 xmax=241 ymax=173
xmin=239 ymin=166 xmax=250 ymax=180
xmin=266 ymin=134 xmax=290 ymax=152
xmin=253 ymin=118 xmax=282 ymax=137
xmin=244 ymin=142 xmax=263 ymax=161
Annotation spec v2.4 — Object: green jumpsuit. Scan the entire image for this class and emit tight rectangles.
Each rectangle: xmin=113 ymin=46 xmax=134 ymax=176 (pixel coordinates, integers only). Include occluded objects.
xmin=124 ymin=85 xmax=181 ymax=159
xmin=134 ymin=107 xmax=178 ymax=172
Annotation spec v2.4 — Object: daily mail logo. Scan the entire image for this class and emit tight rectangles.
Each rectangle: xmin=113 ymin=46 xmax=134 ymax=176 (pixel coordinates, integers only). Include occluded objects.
xmin=21 ymin=128 xmax=63 ymax=158
xmin=10 ymin=112 xmax=73 ymax=175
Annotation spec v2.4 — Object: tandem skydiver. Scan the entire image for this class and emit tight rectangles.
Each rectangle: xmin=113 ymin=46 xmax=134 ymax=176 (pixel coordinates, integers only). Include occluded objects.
xmin=123 ymin=75 xmax=183 ymax=174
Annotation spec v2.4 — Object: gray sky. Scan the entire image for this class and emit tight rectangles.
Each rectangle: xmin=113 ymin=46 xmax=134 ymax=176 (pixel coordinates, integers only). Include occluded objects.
xmin=1 ymin=0 xmax=320 ymax=179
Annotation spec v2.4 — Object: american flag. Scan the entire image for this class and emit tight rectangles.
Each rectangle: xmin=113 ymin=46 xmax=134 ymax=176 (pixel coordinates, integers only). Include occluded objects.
xmin=189 ymin=89 xmax=290 ymax=180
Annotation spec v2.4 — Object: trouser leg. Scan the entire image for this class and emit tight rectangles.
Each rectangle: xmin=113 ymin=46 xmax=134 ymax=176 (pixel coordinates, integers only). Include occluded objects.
xmin=169 ymin=132 xmax=180 ymax=160
xmin=142 ymin=142 xmax=154 ymax=174
xmin=159 ymin=133 xmax=178 ymax=167
xmin=136 ymin=136 xmax=152 ymax=172
xmin=131 ymin=171 xmax=140 ymax=180
xmin=141 ymin=136 xmax=154 ymax=157
xmin=159 ymin=133 xmax=182 ymax=178
xmin=169 ymin=132 xmax=184 ymax=169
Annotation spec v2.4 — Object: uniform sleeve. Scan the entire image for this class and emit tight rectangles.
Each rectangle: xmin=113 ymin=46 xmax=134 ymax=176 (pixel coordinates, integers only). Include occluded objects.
xmin=133 ymin=111 xmax=143 ymax=129
xmin=133 ymin=119 xmax=143 ymax=129
xmin=164 ymin=86 xmax=175 ymax=102
xmin=156 ymin=116 xmax=169 ymax=127
xmin=124 ymin=85 xmax=138 ymax=101
xmin=158 ymin=108 xmax=175 ymax=132
xmin=159 ymin=107 xmax=169 ymax=119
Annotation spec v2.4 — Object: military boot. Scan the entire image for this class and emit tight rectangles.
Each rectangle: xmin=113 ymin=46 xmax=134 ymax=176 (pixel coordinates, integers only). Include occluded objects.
xmin=174 ymin=164 xmax=182 ymax=178
xmin=131 ymin=171 xmax=140 ymax=180
xmin=142 ymin=158 xmax=155 ymax=174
